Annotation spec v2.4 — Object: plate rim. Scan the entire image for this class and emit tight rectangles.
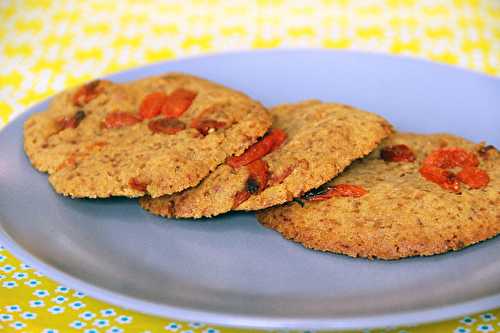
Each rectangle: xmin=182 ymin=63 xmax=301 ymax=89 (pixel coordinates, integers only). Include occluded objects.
xmin=2 ymin=48 xmax=500 ymax=128
xmin=3 ymin=225 xmax=500 ymax=330
xmin=1 ymin=49 xmax=500 ymax=330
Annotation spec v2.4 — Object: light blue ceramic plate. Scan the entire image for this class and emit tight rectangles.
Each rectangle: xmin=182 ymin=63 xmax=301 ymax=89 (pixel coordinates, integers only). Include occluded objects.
xmin=0 ymin=50 xmax=499 ymax=330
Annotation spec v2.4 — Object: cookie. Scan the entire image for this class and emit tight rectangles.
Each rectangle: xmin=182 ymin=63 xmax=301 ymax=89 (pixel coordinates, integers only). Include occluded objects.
xmin=24 ymin=73 xmax=272 ymax=198
xmin=140 ymin=100 xmax=393 ymax=218
xmin=257 ymin=133 xmax=500 ymax=260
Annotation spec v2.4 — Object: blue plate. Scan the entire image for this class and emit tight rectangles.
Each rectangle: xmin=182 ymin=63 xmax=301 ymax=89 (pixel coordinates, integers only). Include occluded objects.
xmin=0 ymin=50 xmax=499 ymax=330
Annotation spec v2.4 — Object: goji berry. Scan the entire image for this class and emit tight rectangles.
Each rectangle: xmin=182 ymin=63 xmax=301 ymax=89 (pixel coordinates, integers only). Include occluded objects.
xmin=139 ymin=92 xmax=168 ymax=119
xmin=423 ymin=147 xmax=478 ymax=169
xmin=102 ymin=112 xmax=141 ymax=129
xmin=380 ymin=144 xmax=416 ymax=162
xmin=457 ymin=166 xmax=490 ymax=189
xmin=231 ymin=159 xmax=269 ymax=208
xmin=419 ymin=165 xmax=460 ymax=192
xmin=232 ymin=190 xmax=251 ymax=209
xmin=128 ymin=177 xmax=149 ymax=192
xmin=148 ymin=118 xmax=186 ymax=134
xmin=304 ymin=184 xmax=367 ymax=201
xmin=72 ymin=80 xmax=102 ymax=107
xmin=162 ymin=88 xmax=197 ymax=118
xmin=227 ymin=129 xmax=287 ymax=168
xmin=246 ymin=159 xmax=269 ymax=194
xmin=191 ymin=119 xmax=226 ymax=135
xmin=56 ymin=110 xmax=86 ymax=130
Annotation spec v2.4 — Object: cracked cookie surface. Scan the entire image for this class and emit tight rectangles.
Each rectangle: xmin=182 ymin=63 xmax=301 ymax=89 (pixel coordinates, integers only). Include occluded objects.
xmin=24 ymin=73 xmax=272 ymax=198
xmin=140 ymin=100 xmax=392 ymax=217
xmin=257 ymin=133 xmax=500 ymax=260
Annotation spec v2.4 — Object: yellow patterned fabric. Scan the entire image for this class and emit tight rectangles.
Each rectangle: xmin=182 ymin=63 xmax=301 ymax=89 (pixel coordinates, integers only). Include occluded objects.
xmin=1 ymin=0 xmax=499 ymax=332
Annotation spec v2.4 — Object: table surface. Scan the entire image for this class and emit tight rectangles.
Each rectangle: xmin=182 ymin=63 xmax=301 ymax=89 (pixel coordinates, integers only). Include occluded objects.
xmin=1 ymin=0 xmax=500 ymax=332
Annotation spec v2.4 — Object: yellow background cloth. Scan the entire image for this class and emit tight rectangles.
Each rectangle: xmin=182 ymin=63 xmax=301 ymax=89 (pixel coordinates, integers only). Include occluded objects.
xmin=1 ymin=0 xmax=499 ymax=332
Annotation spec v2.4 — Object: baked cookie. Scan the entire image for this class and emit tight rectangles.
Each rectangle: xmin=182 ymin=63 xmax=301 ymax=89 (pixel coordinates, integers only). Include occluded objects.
xmin=24 ymin=73 xmax=272 ymax=198
xmin=140 ymin=100 xmax=392 ymax=217
xmin=257 ymin=133 xmax=500 ymax=260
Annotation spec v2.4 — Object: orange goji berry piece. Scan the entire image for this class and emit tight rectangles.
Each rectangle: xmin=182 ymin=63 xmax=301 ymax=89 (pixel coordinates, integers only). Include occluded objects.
xmin=190 ymin=105 xmax=228 ymax=135
xmin=56 ymin=110 xmax=86 ymax=130
xmin=231 ymin=159 xmax=269 ymax=208
xmin=423 ymin=147 xmax=479 ymax=169
xmin=419 ymin=165 xmax=460 ymax=192
xmin=162 ymin=88 xmax=197 ymax=118
xmin=227 ymin=129 xmax=287 ymax=168
xmin=102 ymin=112 xmax=141 ymax=129
xmin=139 ymin=92 xmax=168 ymax=119
xmin=128 ymin=177 xmax=149 ymax=192
xmin=304 ymin=184 xmax=367 ymax=201
xmin=72 ymin=80 xmax=102 ymax=107
xmin=380 ymin=144 xmax=416 ymax=162
xmin=148 ymin=118 xmax=186 ymax=135
xmin=246 ymin=159 xmax=269 ymax=194
xmin=232 ymin=190 xmax=251 ymax=209
xmin=191 ymin=119 xmax=227 ymax=135
xmin=268 ymin=128 xmax=287 ymax=152
xmin=329 ymin=184 xmax=368 ymax=197
xmin=457 ymin=166 xmax=490 ymax=189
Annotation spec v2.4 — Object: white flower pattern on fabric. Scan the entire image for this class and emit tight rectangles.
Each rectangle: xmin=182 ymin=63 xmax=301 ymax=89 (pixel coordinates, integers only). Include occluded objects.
xmin=480 ymin=313 xmax=496 ymax=322
xmin=21 ymin=312 xmax=37 ymax=320
xmin=69 ymin=320 xmax=87 ymax=329
xmin=453 ymin=327 xmax=470 ymax=333
xmin=47 ymin=306 xmax=64 ymax=314
xmin=79 ymin=311 xmax=96 ymax=320
xmin=55 ymin=286 xmax=70 ymax=293
xmin=20 ymin=263 xmax=31 ymax=270
xmin=165 ymin=322 xmax=182 ymax=331
xmin=100 ymin=309 xmax=116 ymax=317
xmin=12 ymin=272 xmax=28 ymax=280
xmin=5 ymin=305 xmax=21 ymax=312
xmin=2 ymin=281 xmax=18 ymax=288
xmin=93 ymin=319 xmax=109 ymax=328
xmin=34 ymin=290 xmax=50 ymax=297
xmin=115 ymin=315 xmax=132 ymax=324
xmin=202 ymin=328 xmax=219 ymax=333
xmin=52 ymin=295 xmax=67 ymax=304
xmin=73 ymin=291 xmax=86 ymax=298
xmin=69 ymin=301 xmax=86 ymax=310
xmin=0 ymin=265 xmax=15 ymax=272
xmin=25 ymin=279 xmax=41 ymax=287
xmin=29 ymin=300 xmax=45 ymax=308
xmin=477 ymin=324 xmax=494 ymax=332
xmin=84 ymin=329 xmax=100 ymax=333
xmin=460 ymin=317 xmax=477 ymax=325
xmin=0 ymin=314 xmax=13 ymax=322
xmin=9 ymin=321 xmax=27 ymax=330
